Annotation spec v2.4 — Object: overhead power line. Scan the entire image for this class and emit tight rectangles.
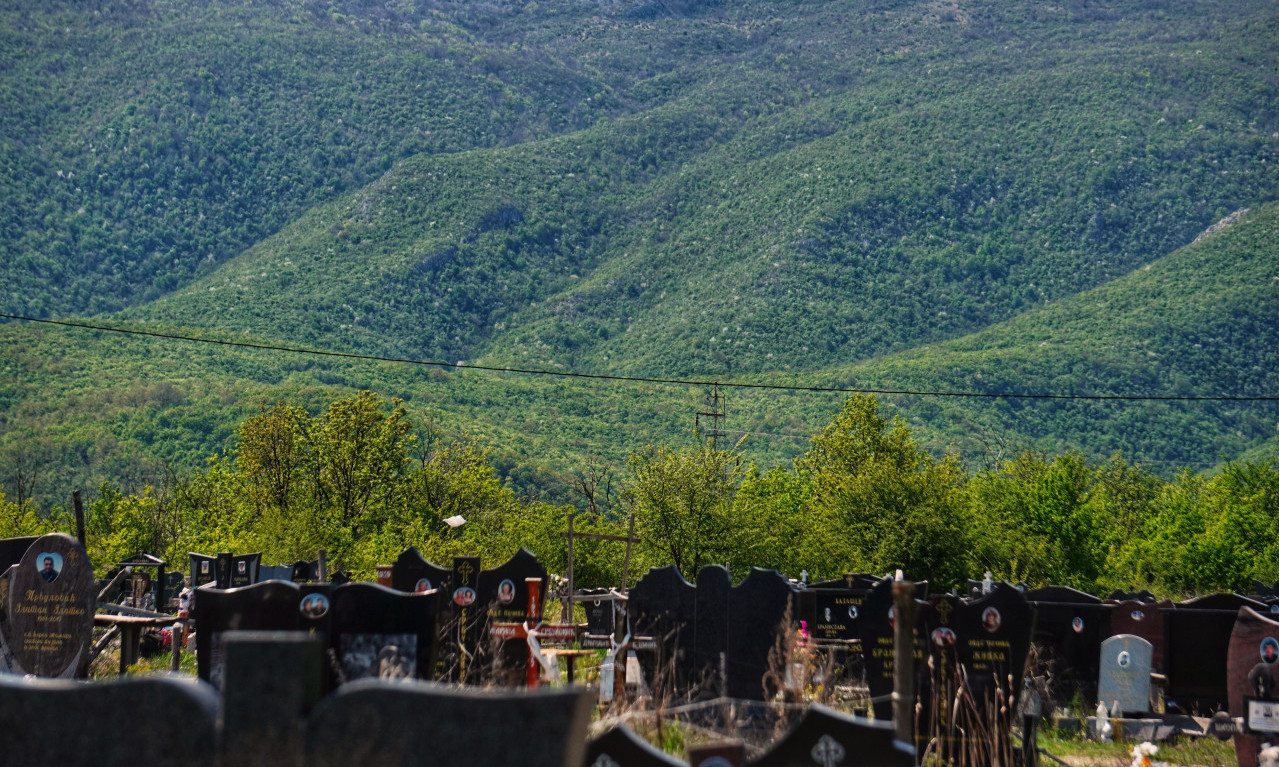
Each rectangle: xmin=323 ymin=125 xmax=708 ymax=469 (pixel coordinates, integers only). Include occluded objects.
xmin=2 ymin=312 xmax=1278 ymax=403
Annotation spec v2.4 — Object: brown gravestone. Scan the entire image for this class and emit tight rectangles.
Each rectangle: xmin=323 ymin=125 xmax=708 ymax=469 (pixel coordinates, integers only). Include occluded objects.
xmin=1228 ymin=607 xmax=1279 ymax=767
xmin=1107 ymin=599 xmax=1171 ymax=672
xmin=6 ymin=533 xmax=95 ymax=677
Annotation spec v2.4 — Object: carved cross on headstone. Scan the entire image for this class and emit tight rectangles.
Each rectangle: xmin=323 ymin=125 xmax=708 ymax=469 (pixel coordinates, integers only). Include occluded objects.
xmin=810 ymin=734 xmax=846 ymax=767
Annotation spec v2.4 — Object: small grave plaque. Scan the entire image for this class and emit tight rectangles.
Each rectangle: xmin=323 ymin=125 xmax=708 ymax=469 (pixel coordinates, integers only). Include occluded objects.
xmin=5 ymin=533 xmax=95 ymax=677
xmin=1098 ymin=634 xmax=1154 ymax=716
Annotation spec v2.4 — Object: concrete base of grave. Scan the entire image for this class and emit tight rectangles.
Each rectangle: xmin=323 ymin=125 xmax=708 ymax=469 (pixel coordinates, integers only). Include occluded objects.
xmin=1085 ymin=717 xmax=1180 ymax=742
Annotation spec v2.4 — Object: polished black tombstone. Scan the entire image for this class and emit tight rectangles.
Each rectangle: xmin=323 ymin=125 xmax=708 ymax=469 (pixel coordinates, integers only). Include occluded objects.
xmin=328 ymin=582 xmax=438 ymax=683
xmin=582 ymin=588 xmax=616 ymax=641
xmin=477 ymin=548 xmax=547 ymax=680
xmin=1166 ymin=593 xmax=1266 ymax=713
xmin=954 ymin=584 xmax=1035 ymax=707
xmin=190 ymin=552 xmax=217 ymax=588
xmin=858 ymin=578 xmax=926 ymax=721
xmin=390 ymin=547 xmax=451 ymax=594
xmin=228 ymin=553 xmax=261 ymax=588
xmin=0 ymin=536 xmax=38 ymax=572
xmin=194 ymin=580 xmax=302 ymax=687
xmin=1026 ymin=585 xmax=1108 ymax=701
xmin=726 ymin=568 xmax=797 ymax=700
xmin=628 ymin=565 xmax=697 ymax=691
xmin=749 ymin=704 xmax=913 ymax=767
xmin=584 ymin=726 xmax=685 ymax=767
xmin=693 ymin=565 xmax=732 ymax=693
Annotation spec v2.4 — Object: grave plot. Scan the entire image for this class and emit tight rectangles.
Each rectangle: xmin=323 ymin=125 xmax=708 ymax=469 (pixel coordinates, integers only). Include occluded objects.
xmin=2 ymin=533 xmax=95 ymax=677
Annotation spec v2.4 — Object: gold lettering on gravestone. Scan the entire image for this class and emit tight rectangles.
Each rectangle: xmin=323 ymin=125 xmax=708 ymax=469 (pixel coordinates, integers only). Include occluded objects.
xmin=458 ymin=561 xmax=475 ymax=586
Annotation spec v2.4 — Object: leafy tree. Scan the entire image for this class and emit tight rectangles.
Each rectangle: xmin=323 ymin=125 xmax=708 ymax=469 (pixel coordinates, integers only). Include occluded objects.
xmin=626 ymin=433 xmax=748 ymax=578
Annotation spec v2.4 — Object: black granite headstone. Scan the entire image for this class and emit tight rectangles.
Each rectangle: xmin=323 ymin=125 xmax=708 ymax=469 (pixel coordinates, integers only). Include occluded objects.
xmin=628 ymin=565 xmax=697 ymax=691
xmin=221 ymin=632 xmax=324 ymax=767
xmin=582 ymin=589 xmax=616 ymax=639
xmin=479 ymin=548 xmax=548 ymax=624
xmin=726 ymin=568 xmax=797 ymax=700
xmin=229 ymin=553 xmax=261 ymax=588
xmin=583 ymin=725 xmax=684 ymax=767
xmin=443 ymin=555 xmax=482 ymax=682
xmin=0 ymin=535 xmax=39 ymax=572
xmin=305 ymin=680 xmax=593 ymax=767
xmin=1026 ymin=585 xmax=1108 ymax=701
xmin=194 ymin=580 xmax=302 ymax=687
xmin=1166 ymin=593 xmax=1266 ymax=713
xmin=0 ymin=673 xmax=218 ymax=767
xmin=329 ymin=582 xmax=438 ymax=683
xmin=693 ymin=565 xmax=732 ymax=693
xmin=857 ymin=578 xmax=925 ymax=721
xmin=390 ymin=547 xmax=451 ymax=594
xmin=190 ymin=552 xmax=217 ymax=588
xmin=5 ymin=533 xmax=95 ymax=677
xmin=750 ymin=704 xmax=914 ymax=767
xmin=954 ymin=584 xmax=1035 ymax=707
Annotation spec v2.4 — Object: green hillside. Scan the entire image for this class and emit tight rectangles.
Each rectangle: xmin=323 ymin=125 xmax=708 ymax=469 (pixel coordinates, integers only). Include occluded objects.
xmin=3 ymin=0 xmax=1279 ymax=510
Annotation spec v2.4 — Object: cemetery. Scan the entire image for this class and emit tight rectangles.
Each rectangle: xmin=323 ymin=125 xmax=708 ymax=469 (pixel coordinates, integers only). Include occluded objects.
xmin=0 ymin=529 xmax=1271 ymax=765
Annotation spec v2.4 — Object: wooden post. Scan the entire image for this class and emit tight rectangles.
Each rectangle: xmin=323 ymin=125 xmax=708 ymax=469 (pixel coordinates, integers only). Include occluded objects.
xmin=170 ymin=622 xmax=183 ymax=672
xmin=317 ymin=549 xmax=328 ymax=583
xmin=564 ymin=514 xmax=574 ymax=622
xmin=621 ymin=512 xmax=635 ymax=591
xmin=73 ymin=490 xmax=86 ymax=545
xmin=892 ymin=580 xmax=917 ymax=747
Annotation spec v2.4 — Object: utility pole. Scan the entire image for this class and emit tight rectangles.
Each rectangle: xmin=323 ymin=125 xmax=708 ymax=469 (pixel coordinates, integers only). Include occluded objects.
xmin=695 ymin=384 xmax=727 ymax=448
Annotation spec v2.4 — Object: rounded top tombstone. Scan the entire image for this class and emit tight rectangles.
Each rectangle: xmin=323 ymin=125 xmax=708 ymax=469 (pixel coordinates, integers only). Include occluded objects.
xmin=6 ymin=533 xmax=95 ymax=677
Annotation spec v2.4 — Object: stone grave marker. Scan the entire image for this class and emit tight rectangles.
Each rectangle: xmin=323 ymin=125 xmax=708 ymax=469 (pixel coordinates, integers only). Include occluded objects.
xmin=329 ymin=582 xmax=437 ymax=683
xmin=1227 ymin=607 xmax=1279 ymax=767
xmin=1166 ymin=593 xmax=1265 ymax=713
xmin=954 ymin=584 xmax=1035 ymax=709
xmin=726 ymin=567 xmax=797 ymax=700
xmin=917 ymin=594 xmax=964 ymax=759
xmin=216 ymin=551 xmax=234 ymax=588
xmin=195 ymin=580 xmax=303 ymax=688
xmin=584 ymin=726 xmax=684 ymax=767
xmin=305 ymin=679 xmax=593 ymax=767
xmin=190 ymin=552 xmax=218 ymax=588
xmin=858 ymin=578 xmax=925 ymax=721
xmin=1097 ymin=634 xmax=1154 ymax=716
xmin=628 ymin=564 xmax=697 ymax=690
xmin=390 ymin=546 xmax=451 ymax=594
xmin=479 ymin=548 xmax=548 ymax=624
xmin=5 ymin=532 xmax=95 ymax=677
xmin=0 ymin=535 xmax=38 ymax=571
xmin=221 ymin=631 xmax=325 ymax=767
xmin=693 ymin=565 xmax=732 ymax=692
xmin=257 ymin=563 xmax=296 ymax=582
xmin=582 ymin=588 xmax=616 ymax=642
xmin=229 ymin=552 xmax=261 ymax=588
xmin=0 ymin=673 xmax=219 ymax=767
xmin=1026 ymin=585 xmax=1108 ymax=700
xmin=750 ymin=704 xmax=914 ymax=767
xmin=442 ymin=554 xmax=482 ymax=681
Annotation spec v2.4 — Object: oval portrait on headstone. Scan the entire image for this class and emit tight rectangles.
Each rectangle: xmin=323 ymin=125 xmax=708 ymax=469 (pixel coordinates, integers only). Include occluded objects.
xmin=36 ymin=552 xmax=63 ymax=583
xmin=981 ymin=606 xmax=1001 ymax=633
xmin=1271 ymin=603 xmax=1279 ymax=614
xmin=1262 ymin=637 xmax=1279 ymax=664
xmin=1131 ymin=609 xmax=1145 ymax=621
xmin=453 ymin=586 xmax=476 ymax=606
xmin=414 ymin=578 xmax=432 ymax=593
xmin=300 ymin=593 xmax=330 ymax=619
xmin=931 ymin=627 xmax=957 ymax=647
xmin=497 ymin=578 xmax=516 ymax=604
xmin=1118 ymin=650 xmax=1131 ymax=668
xmin=1072 ymin=616 xmax=1084 ymax=633
xmin=887 ymin=604 xmax=896 ymax=629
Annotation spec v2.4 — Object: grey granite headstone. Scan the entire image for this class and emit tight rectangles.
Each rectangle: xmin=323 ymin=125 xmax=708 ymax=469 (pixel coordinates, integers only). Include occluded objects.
xmin=5 ymin=532 xmax=95 ymax=677
xmin=221 ymin=632 xmax=324 ymax=767
xmin=1098 ymin=634 xmax=1153 ymax=716
xmin=0 ymin=673 xmax=218 ymax=767
xmin=306 ymin=679 xmax=593 ymax=767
